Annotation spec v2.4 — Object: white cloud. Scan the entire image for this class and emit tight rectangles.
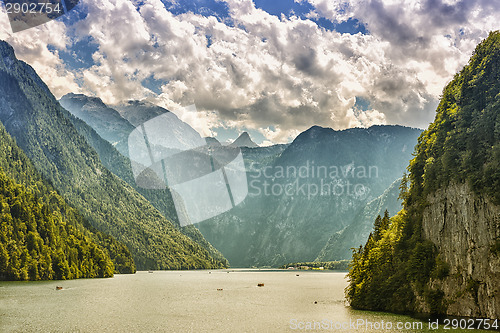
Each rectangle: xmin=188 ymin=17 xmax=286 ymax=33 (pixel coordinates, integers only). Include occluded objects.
xmin=0 ymin=11 xmax=81 ymax=97
xmin=1 ymin=0 xmax=499 ymax=143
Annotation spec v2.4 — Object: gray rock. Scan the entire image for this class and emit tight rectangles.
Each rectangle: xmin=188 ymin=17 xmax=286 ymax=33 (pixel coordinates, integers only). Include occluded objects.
xmin=418 ymin=182 xmax=500 ymax=319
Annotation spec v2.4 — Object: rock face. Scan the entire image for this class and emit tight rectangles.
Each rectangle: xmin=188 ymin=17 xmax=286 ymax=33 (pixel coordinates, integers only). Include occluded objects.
xmin=419 ymin=182 xmax=500 ymax=319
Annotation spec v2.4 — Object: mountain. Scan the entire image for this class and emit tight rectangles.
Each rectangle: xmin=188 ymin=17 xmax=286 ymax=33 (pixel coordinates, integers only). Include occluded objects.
xmin=0 ymin=122 xmax=130 ymax=280
xmin=197 ymin=125 xmax=422 ymax=267
xmin=113 ymin=100 xmax=168 ymax=127
xmin=59 ymin=93 xmax=135 ymax=156
xmin=315 ymin=178 xmax=402 ymax=261
xmin=346 ymin=31 xmax=500 ymax=319
xmin=58 ymin=94 xmax=228 ymax=266
xmin=230 ymin=132 xmax=259 ymax=148
xmin=0 ymin=40 xmax=226 ymax=270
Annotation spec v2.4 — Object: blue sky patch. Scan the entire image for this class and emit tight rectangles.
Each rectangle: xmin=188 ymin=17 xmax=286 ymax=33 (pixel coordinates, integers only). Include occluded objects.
xmin=56 ymin=37 xmax=98 ymax=70
xmin=253 ymin=0 xmax=367 ymax=34
xmin=142 ymin=75 xmax=165 ymax=95
xmin=354 ymin=96 xmax=371 ymax=111
xmin=162 ymin=0 xmax=231 ymax=22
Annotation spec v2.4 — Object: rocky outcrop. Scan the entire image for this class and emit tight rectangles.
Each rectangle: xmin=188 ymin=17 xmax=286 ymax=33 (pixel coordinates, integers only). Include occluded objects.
xmin=419 ymin=182 xmax=500 ymax=319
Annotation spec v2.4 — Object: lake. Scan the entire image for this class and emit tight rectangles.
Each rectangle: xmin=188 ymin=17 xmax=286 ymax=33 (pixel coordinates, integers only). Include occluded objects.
xmin=0 ymin=270 xmax=492 ymax=332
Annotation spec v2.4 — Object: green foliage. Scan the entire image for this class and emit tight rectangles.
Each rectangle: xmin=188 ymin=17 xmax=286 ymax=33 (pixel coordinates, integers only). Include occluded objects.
xmin=491 ymin=240 xmax=500 ymax=255
xmin=347 ymin=31 xmax=500 ymax=316
xmin=0 ymin=120 xmax=135 ymax=277
xmin=432 ymin=255 xmax=450 ymax=280
xmin=346 ymin=210 xmax=419 ymax=313
xmin=423 ymin=288 xmax=446 ymax=315
xmin=406 ymin=31 xmax=500 ymax=205
xmin=0 ymin=168 xmax=114 ymax=280
xmin=466 ymin=279 xmax=481 ymax=305
xmin=372 ymin=215 xmax=383 ymax=241
xmin=373 ymin=210 xmax=391 ymax=242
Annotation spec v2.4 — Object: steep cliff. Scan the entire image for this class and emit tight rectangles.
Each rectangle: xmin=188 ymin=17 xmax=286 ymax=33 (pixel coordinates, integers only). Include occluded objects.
xmin=418 ymin=183 xmax=500 ymax=318
xmin=347 ymin=31 xmax=500 ymax=320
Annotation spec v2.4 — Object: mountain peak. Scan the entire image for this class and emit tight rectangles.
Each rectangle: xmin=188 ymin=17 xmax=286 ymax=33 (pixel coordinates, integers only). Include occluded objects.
xmin=230 ymin=131 xmax=259 ymax=148
xmin=60 ymin=93 xmax=108 ymax=108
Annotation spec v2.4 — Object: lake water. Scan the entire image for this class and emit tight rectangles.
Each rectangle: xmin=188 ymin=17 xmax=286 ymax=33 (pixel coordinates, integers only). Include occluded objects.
xmin=0 ymin=270 xmax=492 ymax=332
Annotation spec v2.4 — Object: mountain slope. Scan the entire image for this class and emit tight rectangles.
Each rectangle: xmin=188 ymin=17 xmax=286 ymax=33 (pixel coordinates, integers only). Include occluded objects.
xmin=59 ymin=93 xmax=135 ymax=156
xmin=59 ymin=94 xmax=228 ymax=266
xmin=0 ymin=122 xmax=126 ymax=280
xmin=346 ymin=31 xmax=500 ymax=319
xmin=0 ymin=40 xmax=225 ymax=270
xmin=113 ymin=100 xmax=169 ymax=127
xmin=315 ymin=178 xmax=402 ymax=261
xmin=198 ymin=125 xmax=421 ymax=267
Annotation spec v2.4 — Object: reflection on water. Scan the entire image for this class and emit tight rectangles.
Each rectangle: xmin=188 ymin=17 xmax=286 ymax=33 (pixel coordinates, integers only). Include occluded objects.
xmin=0 ymin=270 xmax=491 ymax=332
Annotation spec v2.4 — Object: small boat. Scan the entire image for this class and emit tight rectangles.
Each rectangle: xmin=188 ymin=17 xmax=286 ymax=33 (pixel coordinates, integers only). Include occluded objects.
xmin=217 ymin=288 xmax=223 ymax=291
xmin=257 ymin=283 xmax=264 ymax=287
xmin=55 ymin=286 xmax=63 ymax=290
xmin=148 ymin=270 xmax=154 ymax=273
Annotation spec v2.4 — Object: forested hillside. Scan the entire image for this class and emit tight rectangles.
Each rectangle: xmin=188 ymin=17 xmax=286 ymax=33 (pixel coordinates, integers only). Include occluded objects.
xmin=346 ymin=31 xmax=500 ymax=319
xmin=0 ymin=122 xmax=134 ymax=280
xmin=0 ymin=40 xmax=226 ymax=270
xmin=60 ymin=95 xmax=228 ymax=266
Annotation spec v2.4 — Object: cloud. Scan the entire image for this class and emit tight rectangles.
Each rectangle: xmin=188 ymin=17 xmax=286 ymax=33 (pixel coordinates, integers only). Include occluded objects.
xmin=0 ymin=11 xmax=81 ymax=97
xmin=1 ymin=0 xmax=499 ymax=143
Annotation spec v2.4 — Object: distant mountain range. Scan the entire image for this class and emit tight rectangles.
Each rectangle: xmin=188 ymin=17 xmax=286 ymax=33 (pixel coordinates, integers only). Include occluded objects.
xmin=315 ymin=177 xmax=402 ymax=261
xmin=60 ymin=93 xmax=228 ymax=266
xmin=198 ymin=125 xmax=421 ymax=267
xmin=0 ymin=38 xmax=423 ymax=272
xmin=59 ymin=93 xmax=136 ymax=155
xmin=58 ymin=90 xmax=422 ymax=268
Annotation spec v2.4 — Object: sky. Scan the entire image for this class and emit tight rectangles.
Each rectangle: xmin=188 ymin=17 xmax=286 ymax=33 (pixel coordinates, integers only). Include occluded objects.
xmin=0 ymin=0 xmax=498 ymax=145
